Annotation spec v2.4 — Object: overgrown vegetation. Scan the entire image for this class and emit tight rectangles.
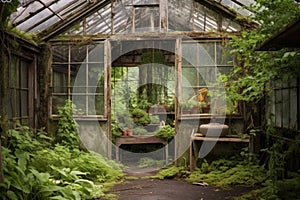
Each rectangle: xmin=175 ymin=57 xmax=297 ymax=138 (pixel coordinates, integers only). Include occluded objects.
xmin=0 ymin=100 xmax=124 ymax=199
xmin=217 ymin=0 xmax=300 ymax=198
xmin=221 ymin=0 xmax=300 ymax=128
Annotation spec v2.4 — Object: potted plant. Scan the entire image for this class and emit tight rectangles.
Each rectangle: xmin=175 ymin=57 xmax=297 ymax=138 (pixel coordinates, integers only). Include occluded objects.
xmin=181 ymin=100 xmax=197 ymax=114
xmin=180 ymin=101 xmax=192 ymax=114
xmin=198 ymin=101 xmax=210 ymax=113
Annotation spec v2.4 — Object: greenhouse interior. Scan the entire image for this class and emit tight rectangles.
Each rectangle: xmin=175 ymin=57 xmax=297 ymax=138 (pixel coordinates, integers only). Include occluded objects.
xmin=0 ymin=0 xmax=300 ymax=199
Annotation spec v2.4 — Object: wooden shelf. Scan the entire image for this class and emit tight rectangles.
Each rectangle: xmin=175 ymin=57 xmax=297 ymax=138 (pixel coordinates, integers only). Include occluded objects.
xmin=191 ymin=134 xmax=249 ymax=143
xmin=116 ymin=135 xmax=167 ymax=147
xmin=179 ymin=114 xmax=243 ymax=120
xmin=115 ymin=135 xmax=168 ymax=163
xmin=189 ymin=134 xmax=250 ymax=171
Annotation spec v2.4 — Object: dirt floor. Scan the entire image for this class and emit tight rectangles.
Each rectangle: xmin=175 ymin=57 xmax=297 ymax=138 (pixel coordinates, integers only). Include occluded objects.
xmin=109 ymin=178 xmax=254 ymax=200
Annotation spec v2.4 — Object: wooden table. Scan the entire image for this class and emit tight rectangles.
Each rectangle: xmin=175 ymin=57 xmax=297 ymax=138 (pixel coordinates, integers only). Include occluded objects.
xmin=190 ymin=133 xmax=250 ymax=171
xmin=115 ymin=135 xmax=168 ymax=163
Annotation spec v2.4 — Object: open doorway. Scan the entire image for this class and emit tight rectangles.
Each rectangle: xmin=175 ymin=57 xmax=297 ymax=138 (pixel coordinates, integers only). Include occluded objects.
xmin=110 ymin=39 xmax=176 ymax=170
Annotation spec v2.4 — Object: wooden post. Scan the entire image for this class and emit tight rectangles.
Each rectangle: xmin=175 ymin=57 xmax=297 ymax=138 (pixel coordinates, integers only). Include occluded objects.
xmin=105 ymin=40 xmax=112 ymax=158
xmin=174 ymin=37 xmax=182 ymax=165
xmin=159 ymin=0 xmax=168 ymax=32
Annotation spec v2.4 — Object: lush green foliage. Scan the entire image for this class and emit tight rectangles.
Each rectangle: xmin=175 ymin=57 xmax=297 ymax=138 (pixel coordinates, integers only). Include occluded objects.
xmin=235 ymin=173 xmax=300 ymax=200
xmin=222 ymin=0 xmax=300 ymax=105
xmin=0 ymin=127 xmax=123 ymax=200
xmin=187 ymin=158 xmax=267 ymax=188
xmin=155 ymin=125 xmax=175 ymax=141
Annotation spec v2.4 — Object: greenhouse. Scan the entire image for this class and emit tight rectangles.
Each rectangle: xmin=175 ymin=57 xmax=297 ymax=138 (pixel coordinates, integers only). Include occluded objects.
xmin=0 ymin=0 xmax=300 ymax=199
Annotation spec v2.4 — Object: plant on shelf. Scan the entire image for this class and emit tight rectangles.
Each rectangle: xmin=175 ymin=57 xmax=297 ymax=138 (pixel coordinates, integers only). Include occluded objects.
xmin=198 ymin=101 xmax=210 ymax=113
xmin=131 ymin=108 xmax=151 ymax=126
xmin=155 ymin=125 xmax=175 ymax=141
xmin=150 ymin=115 xmax=160 ymax=124
xmin=181 ymin=99 xmax=198 ymax=114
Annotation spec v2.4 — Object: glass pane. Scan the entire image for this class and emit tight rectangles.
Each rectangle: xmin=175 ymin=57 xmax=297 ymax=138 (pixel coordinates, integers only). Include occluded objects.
xmin=88 ymin=63 xmax=104 ymax=93
xmin=70 ymin=45 xmax=87 ymax=63
xmin=95 ymin=94 xmax=105 ymax=115
xmin=88 ymin=44 xmax=104 ymax=63
xmin=52 ymin=64 xmax=68 ymax=93
xmin=182 ymin=43 xmax=197 ymax=65
xmin=18 ymin=9 xmax=52 ymax=31
xmin=53 ymin=45 xmax=69 ymax=63
xmin=199 ymin=43 xmax=215 ymax=66
xmin=11 ymin=1 xmax=44 ymax=26
xmin=201 ymin=66 xmax=217 ymax=84
xmin=30 ymin=15 xmax=60 ymax=33
xmin=72 ymin=95 xmax=86 ymax=115
xmin=135 ymin=7 xmax=159 ymax=32
xmin=71 ymin=64 xmax=86 ymax=93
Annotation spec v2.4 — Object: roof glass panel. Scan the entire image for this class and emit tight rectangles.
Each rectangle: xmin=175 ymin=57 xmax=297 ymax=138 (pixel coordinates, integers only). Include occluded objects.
xmin=220 ymin=0 xmax=254 ymax=16
xmin=10 ymin=0 xmax=255 ymax=38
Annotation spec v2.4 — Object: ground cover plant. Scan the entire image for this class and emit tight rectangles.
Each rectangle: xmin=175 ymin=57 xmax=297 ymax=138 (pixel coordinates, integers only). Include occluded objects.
xmin=0 ymin=100 xmax=124 ymax=200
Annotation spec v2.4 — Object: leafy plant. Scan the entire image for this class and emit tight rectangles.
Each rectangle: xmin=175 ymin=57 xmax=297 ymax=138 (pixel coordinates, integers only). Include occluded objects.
xmin=150 ymin=115 xmax=160 ymax=124
xmin=56 ymin=100 xmax=80 ymax=149
xmin=155 ymin=125 xmax=175 ymax=141
xmin=1 ymin=126 xmax=124 ymax=200
xmin=131 ymin=108 xmax=150 ymax=126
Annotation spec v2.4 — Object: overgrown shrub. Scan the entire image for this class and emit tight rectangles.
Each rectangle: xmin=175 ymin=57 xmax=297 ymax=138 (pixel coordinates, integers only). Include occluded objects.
xmin=56 ymin=99 xmax=80 ymax=149
xmin=0 ymin=124 xmax=124 ymax=199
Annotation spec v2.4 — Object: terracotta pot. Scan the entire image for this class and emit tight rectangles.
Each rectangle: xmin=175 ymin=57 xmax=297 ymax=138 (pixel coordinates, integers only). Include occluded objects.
xmin=127 ymin=129 xmax=133 ymax=136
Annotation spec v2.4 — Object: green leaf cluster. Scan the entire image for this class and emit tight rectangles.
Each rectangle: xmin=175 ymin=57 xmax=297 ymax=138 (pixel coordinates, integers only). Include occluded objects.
xmin=56 ymin=100 xmax=80 ymax=149
xmin=155 ymin=125 xmax=175 ymax=141
xmin=0 ymin=126 xmax=124 ymax=199
xmin=222 ymin=0 xmax=300 ymax=105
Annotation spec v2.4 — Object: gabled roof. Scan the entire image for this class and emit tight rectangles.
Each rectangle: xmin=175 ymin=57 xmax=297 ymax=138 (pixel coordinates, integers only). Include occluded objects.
xmin=11 ymin=0 xmax=256 ymax=41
